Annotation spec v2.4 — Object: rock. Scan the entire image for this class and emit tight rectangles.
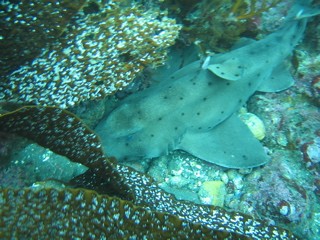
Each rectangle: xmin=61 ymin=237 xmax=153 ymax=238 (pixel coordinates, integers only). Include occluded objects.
xmin=239 ymin=112 xmax=266 ymax=140
xmin=198 ymin=181 xmax=226 ymax=207
xmin=301 ymin=137 xmax=320 ymax=170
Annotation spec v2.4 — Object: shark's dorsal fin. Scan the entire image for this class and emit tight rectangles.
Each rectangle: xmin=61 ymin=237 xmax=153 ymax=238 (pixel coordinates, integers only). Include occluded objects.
xmin=207 ymin=57 xmax=244 ymax=81
xmin=294 ymin=6 xmax=320 ymax=20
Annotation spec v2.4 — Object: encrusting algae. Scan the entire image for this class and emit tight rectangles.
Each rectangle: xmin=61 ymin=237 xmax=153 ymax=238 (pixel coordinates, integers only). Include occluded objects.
xmin=0 ymin=0 xmax=88 ymax=77
xmin=0 ymin=0 xmax=181 ymax=108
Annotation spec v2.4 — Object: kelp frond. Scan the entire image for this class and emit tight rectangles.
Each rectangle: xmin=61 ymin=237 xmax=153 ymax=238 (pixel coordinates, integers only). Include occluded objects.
xmin=231 ymin=0 xmax=284 ymax=20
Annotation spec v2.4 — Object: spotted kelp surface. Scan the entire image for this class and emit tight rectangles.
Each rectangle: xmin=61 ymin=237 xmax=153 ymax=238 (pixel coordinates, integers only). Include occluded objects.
xmin=1 ymin=188 xmax=241 ymax=239
xmin=0 ymin=106 xmax=300 ymax=239
xmin=0 ymin=0 xmax=87 ymax=77
xmin=0 ymin=0 xmax=181 ymax=108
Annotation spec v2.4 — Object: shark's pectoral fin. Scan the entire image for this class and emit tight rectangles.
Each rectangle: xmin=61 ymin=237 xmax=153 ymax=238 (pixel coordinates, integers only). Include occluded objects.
xmin=177 ymin=114 xmax=268 ymax=169
xmin=258 ymin=62 xmax=294 ymax=92
xmin=207 ymin=57 xmax=244 ymax=81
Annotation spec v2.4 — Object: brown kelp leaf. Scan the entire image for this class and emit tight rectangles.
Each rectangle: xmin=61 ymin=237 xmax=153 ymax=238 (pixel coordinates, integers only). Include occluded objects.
xmin=0 ymin=106 xmax=301 ymax=239
xmin=0 ymin=0 xmax=87 ymax=76
xmin=0 ymin=0 xmax=181 ymax=108
xmin=0 ymin=188 xmax=242 ymax=239
xmin=0 ymin=106 xmax=129 ymax=196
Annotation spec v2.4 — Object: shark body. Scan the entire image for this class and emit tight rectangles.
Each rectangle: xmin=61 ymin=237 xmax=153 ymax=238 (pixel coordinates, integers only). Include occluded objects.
xmin=95 ymin=1 xmax=319 ymax=168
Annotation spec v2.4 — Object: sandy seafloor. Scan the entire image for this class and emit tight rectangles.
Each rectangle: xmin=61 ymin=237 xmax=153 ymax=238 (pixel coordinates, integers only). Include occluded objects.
xmin=1 ymin=1 xmax=320 ymax=239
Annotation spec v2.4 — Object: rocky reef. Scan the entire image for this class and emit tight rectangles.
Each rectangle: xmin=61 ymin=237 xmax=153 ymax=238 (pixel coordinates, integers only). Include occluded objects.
xmin=0 ymin=0 xmax=319 ymax=239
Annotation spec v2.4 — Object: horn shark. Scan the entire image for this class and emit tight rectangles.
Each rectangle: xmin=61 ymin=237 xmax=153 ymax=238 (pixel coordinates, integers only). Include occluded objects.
xmin=95 ymin=0 xmax=320 ymax=169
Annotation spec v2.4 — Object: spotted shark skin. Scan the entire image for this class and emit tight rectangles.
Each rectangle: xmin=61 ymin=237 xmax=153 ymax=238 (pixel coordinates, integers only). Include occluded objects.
xmin=95 ymin=0 xmax=320 ymax=168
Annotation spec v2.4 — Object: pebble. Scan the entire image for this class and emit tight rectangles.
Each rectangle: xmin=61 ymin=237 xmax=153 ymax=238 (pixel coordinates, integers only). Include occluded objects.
xmin=277 ymin=133 xmax=289 ymax=147
xmin=227 ymin=169 xmax=239 ymax=181
xmin=198 ymin=181 xmax=226 ymax=207
xmin=220 ymin=171 xmax=229 ymax=184
xmin=238 ymin=168 xmax=252 ymax=175
xmin=238 ymin=112 xmax=266 ymax=140
xmin=233 ymin=176 xmax=244 ymax=190
xmin=168 ymin=176 xmax=190 ymax=188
